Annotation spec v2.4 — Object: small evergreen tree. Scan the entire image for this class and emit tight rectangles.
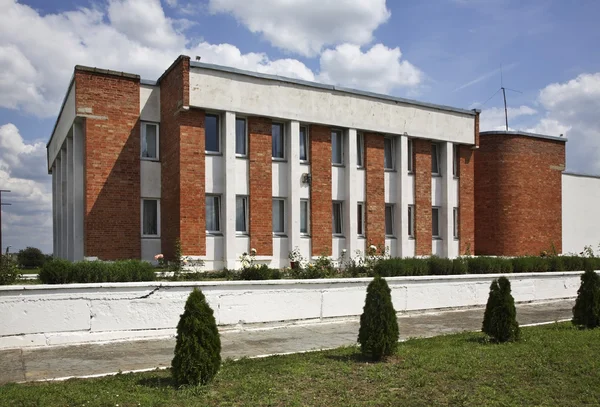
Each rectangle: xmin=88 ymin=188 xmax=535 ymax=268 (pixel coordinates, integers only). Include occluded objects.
xmin=572 ymin=268 xmax=600 ymax=329
xmin=482 ymin=277 xmax=520 ymax=342
xmin=172 ymin=288 xmax=221 ymax=386
xmin=358 ymin=276 xmax=399 ymax=361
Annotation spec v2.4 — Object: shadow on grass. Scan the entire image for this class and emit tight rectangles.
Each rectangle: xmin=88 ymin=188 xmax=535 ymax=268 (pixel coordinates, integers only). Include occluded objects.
xmin=324 ymin=351 xmax=401 ymax=364
xmin=137 ymin=375 xmax=177 ymax=390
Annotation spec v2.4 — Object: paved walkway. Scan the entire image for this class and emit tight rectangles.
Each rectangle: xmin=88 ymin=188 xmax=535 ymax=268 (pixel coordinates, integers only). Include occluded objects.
xmin=0 ymin=300 xmax=573 ymax=385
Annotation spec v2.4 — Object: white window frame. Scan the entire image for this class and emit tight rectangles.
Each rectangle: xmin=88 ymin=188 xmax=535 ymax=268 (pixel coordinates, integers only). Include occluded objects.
xmin=453 ymin=144 xmax=460 ymax=178
xmin=206 ymin=194 xmax=222 ymax=233
xmin=332 ymin=201 xmax=344 ymax=236
xmin=385 ymin=204 xmax=395 ymax=237
xmin=408 ymin=204 xmax=415 ymax=238
xmin=384 ymin=136 xmax=395 ymax=171
xmin=357 ymin=202 xmax=365 ymax=236
xmin=272 ymin=122 xmax=285 ymax=160
xmin=300 ymin=126 xmax=309 ymax=163
xmin=357 ymin=132 xmax=364 ymax=168
xmin=141 ymin=122 xmax=159 ymax=160
xmin=453 ymin=207 xmax=459 ymax=239
xmin=272 ymin=198 xmax=286 ymax=235
xmin=141 ymin=198 xmax=160 ymax=237
xmin=235 ymin=117 xmax=248 ymax=157
xmin=300 ymin=199 xmax=310 ymax=235
xmin=407 ymin=139 xmax=414 ymax=173
xmin=432 ymin=143 xmax=441 ymax=176
xmin=236 ymin=195 xmax=248 ymax=234
xmin=331 ymin=130 xmax=344 ymax=166
xmin=205 ymin=113 xmax=221 ymax=154
xmin=432 ymin=206 xmax=441 ymax=238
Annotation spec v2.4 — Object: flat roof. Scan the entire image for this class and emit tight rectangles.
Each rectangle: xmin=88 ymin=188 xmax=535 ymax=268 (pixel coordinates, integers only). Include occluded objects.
xmin=563 ymin=171 xmax=600 ymax=179
xmin=480 ymin=130 xmax=567 ymax=143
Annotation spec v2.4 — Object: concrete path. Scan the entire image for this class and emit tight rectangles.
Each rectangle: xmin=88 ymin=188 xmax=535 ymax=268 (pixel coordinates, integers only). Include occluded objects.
xmin=0 ymin=299 xmax=573 ymax=385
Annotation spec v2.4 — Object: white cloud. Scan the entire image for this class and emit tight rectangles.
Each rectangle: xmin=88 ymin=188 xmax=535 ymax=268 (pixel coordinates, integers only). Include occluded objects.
xmin=208 ymin=0 xmax=390 ymax=57
xmin=479 ymin=105 xmax=537 ymax=131
xmin=318 ymin=44 xmax=422 ymax=93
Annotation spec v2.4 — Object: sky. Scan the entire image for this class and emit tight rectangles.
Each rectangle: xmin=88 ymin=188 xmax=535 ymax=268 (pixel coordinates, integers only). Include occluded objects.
xmin=1 ymin=0 xmax=600 ymax=254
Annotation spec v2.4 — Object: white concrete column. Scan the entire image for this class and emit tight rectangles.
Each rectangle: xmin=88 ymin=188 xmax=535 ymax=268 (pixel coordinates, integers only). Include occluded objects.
xmin=72 ymin=122 xmax=85 ymax=261
xmin=52 ymin=164 xmax=58 ymax=258
xmin=399 ymin=135 xmax=410 ymax=257
xmin=55 ymin=157 xmax=62 ymax=259
xmin=60 ymin=148 xmax=68 ymax=259
xmin=223 ymin=112 xmax=237 ymax=269
xmin=345 ymin=129 xmax=358 ymax=257
xmin=288 ymin=121 xmax=301 ymax=258
xmin=394 ymin=135 xmax=403 ymax=256
xmin=66 ymin=135 xmax=74 ymax=261
xmin=442 ymin=141 xmax=455 ymax=258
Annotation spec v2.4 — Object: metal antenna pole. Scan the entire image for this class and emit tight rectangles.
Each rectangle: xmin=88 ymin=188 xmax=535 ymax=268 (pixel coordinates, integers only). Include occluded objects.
xmin=0 ymin=190 xmax=11 ymax=255
xmin=502 ymin=87 xmax=509 ymax=131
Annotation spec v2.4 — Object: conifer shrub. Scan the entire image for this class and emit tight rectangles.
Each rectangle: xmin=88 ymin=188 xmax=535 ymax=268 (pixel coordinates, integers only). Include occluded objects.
xmin=482 ymin=276 xmax=520 ymax=342
xmin=572 ymin=268 xmax=600 ymax=329
xmin=357 ymin=276 xmax=399 ymax=361
xmin=172 ymin=288 xmax=221 ymax=386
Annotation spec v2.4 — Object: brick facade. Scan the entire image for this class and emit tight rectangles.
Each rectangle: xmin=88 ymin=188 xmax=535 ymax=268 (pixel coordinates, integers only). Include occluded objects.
xmin=310 ymin=125 xmax=332 ymax=256
xmin=249 ymin=117 xmax=273 ymax=255
xmin=474 ymin=134 xmax=565 ymax=256
xmin=364 ymin=133 xmax=385 ymax=249
xmin=459 ymin=146 xmax=475 ymax=255
xmin=76 ymin=69 xmax=141 ymax=260
xmin=414 ymin=139 xmax=432 ymax=256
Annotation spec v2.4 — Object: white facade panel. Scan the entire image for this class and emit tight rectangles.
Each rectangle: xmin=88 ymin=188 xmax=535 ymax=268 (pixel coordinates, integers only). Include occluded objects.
xmin=356 ymin=169 xmax=366 ymax=202
xmin=140 ymin=85 xmax=160 ymax=122
xmin=298 ymin=163 xmax=311 ymax=199
xmin=234 ymin=159 xmax=249 ymax=195
xmin=432 ymin=176 xmax=443 ymax=207
xmin=332 ymin=166 xmax=346 ymax=201
xmin=140 ymin=161 xmax=161 ymax=198
xmin=332 ymin=237 xmax=346 ymax=260
xmin=562 ymin=173 xmax=600 ymax=254
xmin=272 ymin=161 xmax=289 ymax=198
xmin=432 ymin=239 xmax=444 ymax=257
xmin=385 ymin=171 xmax=398 ymax=203
xmin=141 ymin=239 xmax=161 ymax=262
xmin=273 ymin=237 xmax=289 ymax=269
xmin=205 ymin=155 xmax=225 ymax=194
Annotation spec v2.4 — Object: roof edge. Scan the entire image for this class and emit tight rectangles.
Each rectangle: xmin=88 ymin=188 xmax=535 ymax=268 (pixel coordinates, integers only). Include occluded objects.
xmin=156 ymin=55 xmax=190 ymax=85
xmin=480 ymin=130 xmax=567 ymax=143
xmin=46 ymin=74 xmax=75 ymax=149
xmin=563 ymin=171 xmax=600 ymax=179
xmin=74 ymin=65 xmax=140 ymax=80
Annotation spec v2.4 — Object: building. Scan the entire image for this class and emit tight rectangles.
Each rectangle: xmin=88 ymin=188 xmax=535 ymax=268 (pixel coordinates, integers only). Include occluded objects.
xmin=49 ymin=55 xmax=589 ymax=269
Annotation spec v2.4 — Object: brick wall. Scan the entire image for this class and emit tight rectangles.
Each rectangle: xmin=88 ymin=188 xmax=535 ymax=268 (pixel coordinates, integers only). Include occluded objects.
xmin=474 ymin=134 xmax=565 ymax=256
xmin=249 ymin=117 xmax=273 ymax=255
xmin=414 ymin=139 xmax=432 ymax=256
xmin=76 ymin=69 xmax=140 ymax=260
xmin=364 ymin=133 xmax=385 ymax=249
xmin=459 ymin=146 xmax=475 ymax=255
xmin=310 ymin=125 xmax=332 ymax=256
xmin=160 ymin=56 xmax=205 ymax=259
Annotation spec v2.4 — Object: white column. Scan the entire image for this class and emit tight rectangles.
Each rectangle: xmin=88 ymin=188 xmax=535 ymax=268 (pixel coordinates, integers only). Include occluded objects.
xmin=55 ymin=157 xmax=62 ymax=259
xmin=72 ymin=122 xmax=85 ymax=260
xmin=288 ymin=121 xmax=301 ymax=258
xmin=52 ymin=164 xmax=58 ymax=258
xmin=60 ymin=148 xmax=68 ymax=259
xmin=442 ymin=141 xmax=455 ymax=258
xmin=345 ymin=129 xmax=358 ymax=257
xmin=399 ymin=135 xmax=410 ymax=257
xmin=223 ymin=112 xmax=237 ymax=269
xmin=66 ymin=135 xmax=74 ymax=261
xmin=394 ymin=135 xmax=403 ymax=256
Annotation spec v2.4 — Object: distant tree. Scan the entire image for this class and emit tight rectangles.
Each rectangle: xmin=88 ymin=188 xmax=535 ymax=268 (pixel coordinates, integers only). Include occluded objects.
xmin=572 ymin=268 xmax=600 ymax=329
xmin=482 ymin=277 xmax=520 ymax=342
xmin=17 ymin=247 xmax=46 ymax=269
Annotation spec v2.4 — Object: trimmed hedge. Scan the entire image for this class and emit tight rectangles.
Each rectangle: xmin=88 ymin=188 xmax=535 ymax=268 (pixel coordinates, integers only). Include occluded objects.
xmin=39 ymin=259 xmax=156 ymax=284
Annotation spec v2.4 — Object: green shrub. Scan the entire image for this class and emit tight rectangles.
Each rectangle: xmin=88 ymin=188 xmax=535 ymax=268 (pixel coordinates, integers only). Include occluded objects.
xmin=428 ymin=256 xmax=453 ymax=275
xmin=482 ymin=276 xmax=520 ymax=342
xmin=511 ymin=256 xmax=549 ymax=273
xmin=452 ymin=258 xmax=468 ymax=274
xmin=39 ymin=259 xmax=155 ymax=284
xmin=17 ymin=247 xmax=46 ymax=269
xmin=238 ymin=264 xmax=281 ymax=280
xmin=172 ymin=288 xmax=221 ymax=386
xmin=561 ymin=256 xmax=586 ymax=271
xmin=373 ymin=258 xmax=404 ymax=277
xmin=39 ymin=259 xmax=73 ymax=284
xmin=0 ymin=255 xmax=21 ymax=285
xmin=572 ymin=269 xmax=600 ymax=329
xmin=357 ymin=276 xmax=399 ymax=361
xmin=466 ymin=257 xmax=493 ymax=274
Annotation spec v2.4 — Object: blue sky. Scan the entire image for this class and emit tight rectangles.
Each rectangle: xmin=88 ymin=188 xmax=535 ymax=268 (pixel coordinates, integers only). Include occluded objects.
xmin=1 ymin=0 xmax=600 ymax=254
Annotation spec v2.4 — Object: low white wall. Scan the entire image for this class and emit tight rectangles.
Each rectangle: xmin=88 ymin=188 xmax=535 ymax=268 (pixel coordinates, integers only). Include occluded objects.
xmin=0 ymin=272 xmax=583 ymax=350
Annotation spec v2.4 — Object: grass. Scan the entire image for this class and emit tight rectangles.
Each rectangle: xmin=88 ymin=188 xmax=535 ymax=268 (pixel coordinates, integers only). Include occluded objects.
xmin=2 ymin=323 xmax=600 ymax=406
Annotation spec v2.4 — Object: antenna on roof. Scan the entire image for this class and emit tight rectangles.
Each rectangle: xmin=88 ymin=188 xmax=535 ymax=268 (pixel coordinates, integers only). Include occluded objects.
xmin=481 ymin=64 xmax=522 ymax=131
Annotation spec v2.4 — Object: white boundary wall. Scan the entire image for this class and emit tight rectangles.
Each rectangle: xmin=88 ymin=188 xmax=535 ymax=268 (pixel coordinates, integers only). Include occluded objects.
xmin=0 ymin=272 xmax=582 ymax=350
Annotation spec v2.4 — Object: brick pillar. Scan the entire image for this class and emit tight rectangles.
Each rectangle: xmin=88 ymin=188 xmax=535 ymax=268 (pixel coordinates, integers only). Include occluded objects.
xmin=249 ymin=117 xmax=273 ymax=255
xmin=459 ymin=146 xmax=475 ymax=255
xmin=310 ymin=125 xmax=332 ymax=256
xmin=414 ymin=139 xmax=432 ymax=256
xmin=364 ymin=133 xmax=385 ymax=250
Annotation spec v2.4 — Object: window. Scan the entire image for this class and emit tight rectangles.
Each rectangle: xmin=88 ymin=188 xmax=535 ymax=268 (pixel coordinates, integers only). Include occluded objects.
xmin=300 ymin=126 xmax=309 ymax=162
xmin=357 ymin=202 xmax=365 ymax=236
xmin=236 ymin=118 xmax=247 ymax=156
xmin=385 ymin=204 xmax=394 ymax=236
xmin=432 ymin=207 xmax=440 ymax=238
xmin=332 ymin=130 xmax=343 ymax=165
xmin=142 ymin=199 xmax=159 ymax=236
xmin=272 ymin=123 xmax=285 ymax=159
xmin=236 ymin=196 xmax=248 ymax=233
xmin=273 ymin=199 xmax=285 ymax=234
xmin=431 ymin=143 xmax=440 ymax=175
xmin=408 ymin=205 xmax=415 ymax=237
xmin=332 ymin=202 xmax=343 ymax=235
xmin=300 ymin=199 xmax=309 ymax=234
xmin=205 ymin=114 xmax=220 ymax=153
xmin=407 ymin=139 xmax=414 ymax=173
xmin=453 ymin=207 xmax=459 ymax=239
xmin=384 ymin=137 xmax=394 ymax=170
xmin=206 ymin=195 xmax=221 ymax=232
xmin=141 ymin=123 xmax=159 ymax=159
xmin=453 ymin=144 xmax=460 ymax=177
xmin=357 ymin=133 xmax=364 ymax=167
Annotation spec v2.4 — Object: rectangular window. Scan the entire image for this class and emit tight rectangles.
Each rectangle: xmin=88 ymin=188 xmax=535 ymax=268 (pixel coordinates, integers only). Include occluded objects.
xmin=235 ymin=118 xmax=247 ymax=156
xmin=431 ymin=143 xmax=440 ymax=175
xmin=385 ymin=204 xmax=394 ymax=236
xmin=332 ymin=201 xmax=343 ymax=235
xmin=273 ymin=199 xmax=285 ymax=234
xmin=432 ymin=207 xmax=440 ymax=238
xmin=384 ymin=137 xmax=394 ymax=170
xmin=272 ymin=123 xmax=285 ymax=159
xmin=357 ymin=202 xmax=365 ymax=236
xmin=236 ymin=196 xmax=248 ymax=233
xmin=453 ymin=207 xmax=459 ymax=239
xmin=300 ymin=199 xmax=309 ymax=234
xmin=205 ymin=114 xmax=220 ymax=153
xmin=141 ymin=123 xmax=159 ymax=159
xmin=206 ymin=195 xmax=221 ymax=232
xmin=453 ymin=144 xmax=460 ymax=177
xmin=142 ymin=199 xmax=159 ymax=236
xmin=408 ymin=205 xmax=415 ymax=237
xmin=300 ymin=126 xmax=309 ymax=162
xmin=357 ymin=133 xmax=364 ymax=167
xmin=407 ymin=139 xmax=414 ymax=173
xmin=332 ymin=130 xmax=343 ymax=165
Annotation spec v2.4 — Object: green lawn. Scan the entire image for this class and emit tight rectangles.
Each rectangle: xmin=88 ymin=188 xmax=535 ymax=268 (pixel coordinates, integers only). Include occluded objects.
xmin=2 ymin=323 xmax=600 ymax=406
